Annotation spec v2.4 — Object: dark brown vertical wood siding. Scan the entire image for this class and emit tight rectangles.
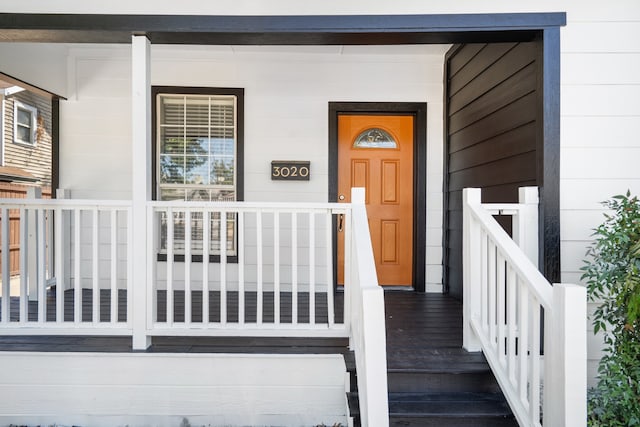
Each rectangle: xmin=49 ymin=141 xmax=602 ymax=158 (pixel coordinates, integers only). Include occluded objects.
xmin=444 ymin=42 xmax=539 ymax=299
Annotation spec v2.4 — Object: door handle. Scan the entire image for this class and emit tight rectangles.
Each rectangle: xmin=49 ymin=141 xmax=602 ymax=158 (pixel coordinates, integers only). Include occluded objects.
xmin=339 ymin=194 xmax=345 ymax=201
xmin=338 ymin=214 xmax=344 ymax=232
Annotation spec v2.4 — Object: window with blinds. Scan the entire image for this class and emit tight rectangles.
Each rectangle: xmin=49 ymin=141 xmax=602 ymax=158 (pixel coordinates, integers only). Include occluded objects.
xmin=156 ymin=91 xmax=240 ymax=258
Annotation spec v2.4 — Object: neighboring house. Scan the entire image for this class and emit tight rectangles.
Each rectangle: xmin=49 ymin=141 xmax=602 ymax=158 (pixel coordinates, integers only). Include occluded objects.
xmin=0 ymin=75 xmax=54 ymax=276
xmin=0 ymin=1 xmax=637 ymax=426
xmin=0 ymin=75 xmax=53 ymax=187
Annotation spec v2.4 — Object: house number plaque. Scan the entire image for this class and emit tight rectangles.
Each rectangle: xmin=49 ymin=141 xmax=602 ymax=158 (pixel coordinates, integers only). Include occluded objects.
xmin=271 ymin=161 xmax=311 ymax=181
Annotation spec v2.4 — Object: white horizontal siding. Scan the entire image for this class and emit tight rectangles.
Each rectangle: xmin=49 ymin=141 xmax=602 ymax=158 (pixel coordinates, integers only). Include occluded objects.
xmin=562 ymin=53 xmax=640 ymax=85
xmin=562 ymin=147 xmax=640 ymax=179
xmin=59 ymin=43 xmax=447 ymax=291
xmin=561 ymin=178 xmax=640 ymax=209
xmin=559 ymin=4 xmax=640 ymax=386
xmin=0 ymin=352 xmax=347 ymax=427
xmin=562 ymin=116 xmax=640 ymax=148
xmin=561 ymin=85 xmax=640 ymax=117
xmin=561 ymin=21 xmax=640 ymax=53
xmin=60 ymin=56 xmax=132 ymax=200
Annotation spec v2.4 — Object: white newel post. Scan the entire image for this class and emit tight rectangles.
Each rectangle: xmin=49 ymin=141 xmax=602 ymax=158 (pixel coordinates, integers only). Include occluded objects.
xmin=462 ymin=188 xmax=481 ymax=351
xmin=544 ymin=283 xmax=587 ymax=427
xmin=131 ymin=35 xmax=152 ymax=350
xmin=513 ymin=187 xmax=539 ymax=266
xmin=26 ymin=187 xmax=42 ymax=301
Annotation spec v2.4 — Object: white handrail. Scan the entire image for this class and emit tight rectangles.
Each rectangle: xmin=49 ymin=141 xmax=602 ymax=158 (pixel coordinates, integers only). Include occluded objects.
xmin=0 ymin=198 xmax=132 ymax=208
xmin=466 ymin=201 xmax=552 ymax=309
xmin=348 ymin=187 xmax=389 ymax=427
xmin=463 ymin=187 xmax=586 ymax=427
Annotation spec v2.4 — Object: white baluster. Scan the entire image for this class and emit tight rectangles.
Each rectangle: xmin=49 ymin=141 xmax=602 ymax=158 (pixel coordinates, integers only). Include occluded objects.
xmin=273 ymin=211 xmax=280 ymax=325
xmin=237 ymin=211 xmax=245 ymax=325
xmin=291 ymin=212 xmax=298 ymax=325
xmin=185 ymin=209 xmax=191 ymax=325
xmin=166 ymin=208 xmax=174 ymax=325
xmin=202 ymin=210 xmax=210 ymax=325
xmin=73 ymin=209 xmax=81 ymax=324
xmin=37 ymin=208 xmax=46 ymax=323
xmin=92 ymin=208 xmax=99 ymax=324
xmin=19 ymin=207 xmax=27 ymax=323
xmin=219 ymin=210 xmax=227 ymax=326
xmin=110 ymin=209 xmax=118 ymax=324
xmin=326 ymin=210 xmax=334 ymax=328
xmin=256 ymin=210 xmax=263 ymax=325
xmin=529 ymin=295 xmax=541 ymax=425
xmin=497 ymin=252 xmax=506 ymax=366
xmin=308 ymin=212 xmax=315 ymax=325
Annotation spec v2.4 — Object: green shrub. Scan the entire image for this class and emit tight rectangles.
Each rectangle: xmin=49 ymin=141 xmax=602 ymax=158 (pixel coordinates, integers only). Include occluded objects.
xmin=582 ymin=191 xmax=640 ymax=426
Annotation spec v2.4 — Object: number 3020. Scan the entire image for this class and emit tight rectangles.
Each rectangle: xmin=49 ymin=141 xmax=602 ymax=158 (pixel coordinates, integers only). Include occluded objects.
xmin=271 ymin=163 xmax=310 ymax=180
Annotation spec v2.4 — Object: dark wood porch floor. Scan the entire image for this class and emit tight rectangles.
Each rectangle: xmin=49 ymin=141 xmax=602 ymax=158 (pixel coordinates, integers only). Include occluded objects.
xmin=0 ymin=289 xmax=463 ymax=355
xmin=384 ymin=290 xmax=487 ymax=371
xmin=0 ymin=290 xmax=471 ymax=359
xmin=0 ymin=288 xmax=344 ymax=324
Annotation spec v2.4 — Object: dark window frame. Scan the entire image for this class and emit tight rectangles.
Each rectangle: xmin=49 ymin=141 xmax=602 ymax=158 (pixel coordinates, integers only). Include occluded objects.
xmin=152 ymin=86 xmax=244 ymax=264
xmin=328 ymin=102 xmax=428 ymax=292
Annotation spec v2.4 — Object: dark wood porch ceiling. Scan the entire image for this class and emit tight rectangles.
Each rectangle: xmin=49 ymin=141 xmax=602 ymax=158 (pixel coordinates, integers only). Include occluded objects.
xmin=0 ymin=13 xmax=566 ymax=45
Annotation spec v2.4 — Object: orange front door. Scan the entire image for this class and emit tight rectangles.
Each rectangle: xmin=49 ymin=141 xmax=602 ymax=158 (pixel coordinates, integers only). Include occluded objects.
xmin=337 ymin=114 xmax=414 ymax=286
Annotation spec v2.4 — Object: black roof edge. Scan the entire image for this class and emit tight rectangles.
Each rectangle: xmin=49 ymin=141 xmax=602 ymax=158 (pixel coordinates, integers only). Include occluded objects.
xmin=0 ymin=12 xmax=567 ymax=45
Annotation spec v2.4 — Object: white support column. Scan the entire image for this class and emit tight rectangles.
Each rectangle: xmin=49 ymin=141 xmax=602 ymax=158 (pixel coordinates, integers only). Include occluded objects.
xmin=544 ymin=283 xmax=587 ymax=427
xmin=462 ymin=187 xmax=482 ymax=351
xmin=131 ymin=35 xmax=152 ymax=350
xmin=513 ymin=187 xmax=539 ymax=267
xmin=26 ymin=187 xmax=42 ymax=301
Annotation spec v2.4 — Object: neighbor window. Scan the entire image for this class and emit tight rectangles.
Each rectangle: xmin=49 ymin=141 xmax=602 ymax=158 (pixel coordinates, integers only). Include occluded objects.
xmin=154 ymin=88 xmax=243 ymax=258
xmin=14 ymin=101 xmax=37 ymax=146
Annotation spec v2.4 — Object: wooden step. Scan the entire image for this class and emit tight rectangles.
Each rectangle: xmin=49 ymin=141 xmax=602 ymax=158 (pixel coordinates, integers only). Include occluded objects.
xmin=388 ymin=392 xmax=517 ymax=427
xmin=381 ymin=291 xmax=516 ymax=426
xmin=348 ymin=391 xmax=517 ymax=427
xmin=387 ymin=369 xmax=501 ymax=394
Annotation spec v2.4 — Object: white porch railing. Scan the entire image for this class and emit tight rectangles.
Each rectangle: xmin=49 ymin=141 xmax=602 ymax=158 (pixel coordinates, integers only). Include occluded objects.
xmin=146 ymin=200 xmax=349 ymax=336
xmin=0 ymin=197 xmax=351 ymax=337
xmin=0 ymin=198 xmax=132 ymax=334
xmin=463 ymin=187 xmax=586 ymax=427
